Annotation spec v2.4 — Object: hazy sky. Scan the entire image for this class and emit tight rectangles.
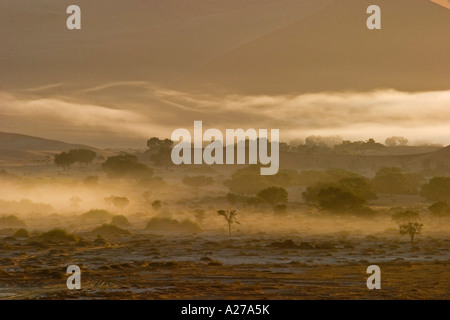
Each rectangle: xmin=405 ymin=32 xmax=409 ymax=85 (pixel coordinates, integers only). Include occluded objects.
xmin=0 ymin=0 xmax=449 ymax=147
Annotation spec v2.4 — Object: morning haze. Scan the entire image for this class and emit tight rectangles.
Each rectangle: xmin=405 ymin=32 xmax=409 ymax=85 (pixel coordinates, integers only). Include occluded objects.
xmin=0 ymin=0 xmax=449 ymax=300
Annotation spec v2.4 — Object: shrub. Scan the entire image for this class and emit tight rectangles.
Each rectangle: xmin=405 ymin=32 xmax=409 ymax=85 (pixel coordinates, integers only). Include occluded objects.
xmin=92 ymin=224 xmax=130 ymax=236
xmin=0 ymin=215 xmax=26 ymax=228
xmin=145 ymin=218 xmax=200 ymax=233
xmin=79 ymin=209 xmax=113 ymax=223
xmin=13 ymin=228 xmax=30 ymax=238
xmin=111 ymin=215 xmax=131 ymax=227
xmin=39 ymin=229 xmax=79 ymax=242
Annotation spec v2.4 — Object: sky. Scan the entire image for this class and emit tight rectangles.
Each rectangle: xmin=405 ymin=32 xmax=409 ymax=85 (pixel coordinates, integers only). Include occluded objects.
xmin=0 ymin=0 xmax=449 ymax=148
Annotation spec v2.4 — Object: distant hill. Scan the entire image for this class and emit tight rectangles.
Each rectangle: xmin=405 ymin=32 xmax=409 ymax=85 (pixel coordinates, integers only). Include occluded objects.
xmin=280 ymin=146 xmax=450 ymax=175
xmin=0 ymin=132 xmax=113 ymax=165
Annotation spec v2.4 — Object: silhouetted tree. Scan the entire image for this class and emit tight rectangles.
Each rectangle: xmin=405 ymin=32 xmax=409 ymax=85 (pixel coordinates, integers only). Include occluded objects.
xmin=217 ymin=209 xmax=239 ymax=236
xmin=54 ymin=149 xmax=96 ymax=168
xmin=54 ymin=152 xmax=75 ymax=169
xmin=399 ymin=222 xmax=423 ymax=242
xmin=315 ymin=187 xmax=366 ymax=213
xmin=147 ymin=137 xmax=173 ymax=168
xmin=68 ymin=149 xmax=96 ymax=165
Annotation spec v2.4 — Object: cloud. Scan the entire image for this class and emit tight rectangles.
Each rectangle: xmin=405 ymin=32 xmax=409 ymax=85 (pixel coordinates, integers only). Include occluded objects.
xmin=1 ymin=88 xmax=450 ymax=147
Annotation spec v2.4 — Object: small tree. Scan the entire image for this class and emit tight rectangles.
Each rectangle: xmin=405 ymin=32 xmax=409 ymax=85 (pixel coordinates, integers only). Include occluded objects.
xmin=217 ymin=210 xmax=240 ymax=236
xmin=399 ymin=222 xmax=423 ymax=243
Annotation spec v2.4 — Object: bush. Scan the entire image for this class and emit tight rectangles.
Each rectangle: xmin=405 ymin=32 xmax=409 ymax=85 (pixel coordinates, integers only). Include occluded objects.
xmin=111 ymin=215 xmax=131 ymax=227
xmin=13 ymin=228 xmax=30 ymax=238
xmin=39 ymin=229 xmax=79 ymax=242
xmin=0 ymin=215 xmax=26 ymax=228
xmin=105 ymin=196 xmax=130 ymax=209
xmin=145 ymin=217 xmax=200 ymax=233
xmin=92 ymin=224 xmax=130 ymax=236
xmin=79 ymin=209 xmax=113 ymax=223
xmin=102 ymin=154 xmax=153 ymax=179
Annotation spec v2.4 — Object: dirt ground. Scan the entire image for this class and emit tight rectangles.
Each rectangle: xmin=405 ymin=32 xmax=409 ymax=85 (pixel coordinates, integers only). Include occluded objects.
xmin=1 ymin=232 xmax=449 ymax=300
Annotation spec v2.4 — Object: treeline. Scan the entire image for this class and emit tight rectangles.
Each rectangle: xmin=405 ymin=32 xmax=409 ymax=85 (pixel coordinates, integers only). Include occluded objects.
xmin=223 ymin=165 xmax=450 ymax=217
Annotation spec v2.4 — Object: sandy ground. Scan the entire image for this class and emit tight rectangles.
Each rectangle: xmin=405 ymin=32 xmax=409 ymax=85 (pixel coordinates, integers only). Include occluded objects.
xmin=1 ymin=232 xmax=449 ymax=300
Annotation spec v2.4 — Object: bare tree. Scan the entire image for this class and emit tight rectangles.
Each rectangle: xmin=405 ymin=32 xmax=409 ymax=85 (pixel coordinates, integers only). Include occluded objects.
xmin=217 ymin=210 xmax=240 ymax=236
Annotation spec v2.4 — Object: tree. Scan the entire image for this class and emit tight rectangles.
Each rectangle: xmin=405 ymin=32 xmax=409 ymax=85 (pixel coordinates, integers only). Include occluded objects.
xmin=371 ymin=167 xmax=417 ymax=195
xmin=385 ymin=136 xmax=408 ymax=147
xmin=54 ymin=152 xmax=75 ymax=169
xmin=54 ymin=149 xmax=96 ymax=168
xmin=428 ymin=201 xmax=450 ymax=222
xmin=101 ymin=154 xmax=153 ymax=179
xmin=68 ymin=149 xmax=96 ymax=165
xmin=182 ymin=176 xmax=213 ymax=188
xmin=399 ymin=222 xmax=423 ymax=243
xmin=315 ymin=187 xmax=366 ymax=213
xmin=257 ymin=187 xmax=288 ymax=211
xmin=147 ymin=137 xmax=174 ymax=168
xmin=217 ymin=210 xmax=240 ymax=236
xmin=421 ymin=177 xmax=450 ymax=202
